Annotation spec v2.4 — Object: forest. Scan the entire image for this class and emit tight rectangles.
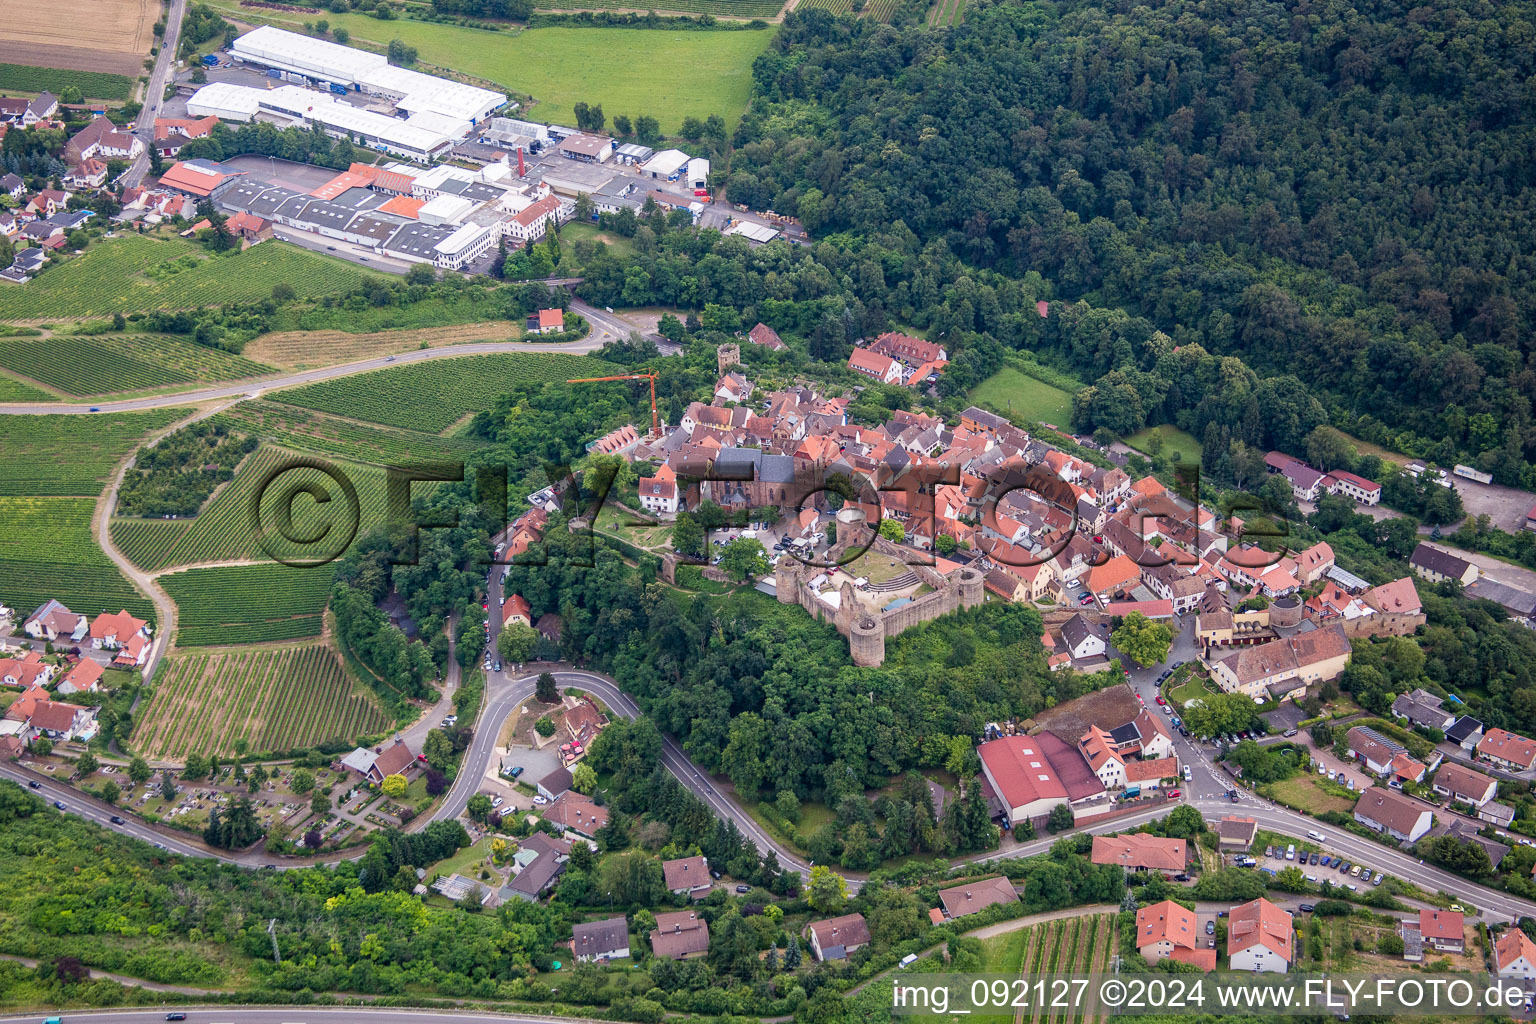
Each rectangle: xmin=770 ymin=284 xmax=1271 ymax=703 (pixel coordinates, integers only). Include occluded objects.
xmin=720 ymin=0 xmax=1536 ymax=486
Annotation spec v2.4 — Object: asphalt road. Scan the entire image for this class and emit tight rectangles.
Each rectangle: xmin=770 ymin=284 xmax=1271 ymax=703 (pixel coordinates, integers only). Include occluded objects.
xmin=124 ymin=0 xmax=188 ymax=188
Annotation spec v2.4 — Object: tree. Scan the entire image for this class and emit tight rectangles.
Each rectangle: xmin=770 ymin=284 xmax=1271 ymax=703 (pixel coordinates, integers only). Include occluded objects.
xmin=498 ymin=621 xmax=539 ymax=663
xmin=289 ymin=769 xmax=316 ymax=794
xmin=571 ymin=762 xmax=597 ymax=793
xmin=1273 ymin=865 xmax=1309 ymax=892
xmin=671 ymin=512 xmax=705 ymax=558
xmin=382 ymin=773 xmax=407 ymax=798
xmin=467 ymin=793 xmax=493 ymax=822
xmin=332 ymin=26 xmax=349 ymax=43
xmin=406 ymin=261 xmax=436 ymax=285
xmin=128 ymin=756 xmax=151 ymax=784
xmin=536 ymin=671 xmax=559 ymax=703
xmin=387 ymin=39 xmax=418 ymax=65
xmin=160 ymin=775 xmax=176 ymax=801
xmin=1111 ymin=612 xmax=1175 ymax=667
xmin=877 ymin=517 xmax=906 ymax=542
xmin=1046 ymin=803 xmax=1075 ymax=833
xmin=806 ymin=865 xmax=848 ymax=913
xmin=423 ymin=728 xmax=454 ymax=771
xmin=32 ymin=738 xmax=52 ymax=757
xmin=1304 ymin=425 xmax=1357 ymax=472
xmin=74 ymin=751 xmax=99 ymax=778
xmin=535 ymin=716 xmax=556 ymax=737
xmin=633 ymin=115 xmax=660 ymax=145
xmin=311 ymin=791 xmax=330 ymax=816
xmin=718 ymin=537 xmax=769 ymax=582
xmin=97 ymin=780 xmax=121 ymax=805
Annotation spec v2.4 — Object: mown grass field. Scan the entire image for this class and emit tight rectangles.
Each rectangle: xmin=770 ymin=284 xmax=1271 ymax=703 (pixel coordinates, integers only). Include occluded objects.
xmin=967 ymin=365 xmax=1075 ymax=429
xmin=0 ymin=409 xmax=183 ymax=496
xmin=268 ymin=352 xmax=620 ymax=433
xmin=134 ymin=643 xmax=392 ymax=760
xmin=263 ymin=290 xmax=521 ymax=337
xmin=0 ymin=497 xmax=156 ymax=623
xmin=0 ymin=334 xmax=274 ymax=396
xmin=0 ymin=235 xmax=377 ymax=320
xmin=112 ymin=445 xmax=392 ymax=571
xmin=159 ymin=563 xmax=337 ymax=645
xmin=203 ymin=3 xmax=771 ymax=132
xmin=0 ymin=62 xmax=133 ymax=100
xmin=1125 ymin=424 xmax=1203 ymax=465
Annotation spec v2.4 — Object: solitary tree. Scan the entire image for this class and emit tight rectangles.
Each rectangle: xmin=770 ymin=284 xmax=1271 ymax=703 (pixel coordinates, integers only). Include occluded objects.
xmin=382 ymin=773 xmax=407 ymax=798
xmin=536 ymin=671 xmax=559 ymax=704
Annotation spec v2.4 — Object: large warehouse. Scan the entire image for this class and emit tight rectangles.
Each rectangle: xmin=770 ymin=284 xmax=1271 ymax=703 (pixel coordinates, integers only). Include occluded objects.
xmin=229 ymin=26 xmax=505 ymax=124
xmin=185 ymin=83 xmax=457 ymax=162
xmin=184 ymin=81 xmax=264 ymax=121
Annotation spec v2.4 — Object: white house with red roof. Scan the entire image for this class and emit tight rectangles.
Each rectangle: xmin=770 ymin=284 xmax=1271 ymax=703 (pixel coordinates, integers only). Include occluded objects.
xmin=1479 ymin=728 xmax=1536 ymax=771
xmin=0 ymin=651 xmax=53 ymax=689
xmin=638 ymin=463 xmax=679 ymax=516
xmin=847 ymin=347 xmax=903 ymax=385
xmin=977 ymin=733 xmax=1104 ymax=827
xmin=1227 ymin=897 xmax=1293 ymax=972
xmin=503 ymin=594 xmax=532 ymax=627
xmin=504 ymin=193 xmax=567 ymax=243
xmin=56 ymin=658 xmax=103 ymax=695
xmin=528 ymin=307 xmax=565 ymax=336
xmin=1136 ymin=900 xmax=1216 ymax=970
xmin=114 ymin=632 xmax=151 ymax=667
xmin=1497 ymin=929 xmax=1536 ymax=979
xmin=90 ymin=609 xmax=148 ymax=651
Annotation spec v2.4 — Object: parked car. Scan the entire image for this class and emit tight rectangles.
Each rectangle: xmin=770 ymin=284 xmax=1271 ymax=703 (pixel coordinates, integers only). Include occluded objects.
xmin=1264 ymin=845 xmax=1274 ymax=858
xmin=493 ymin=661 xmax=502 ymax=672
xmin=1167 ymin=789 xmax=1180 ymax=799
xmin=532 ymin=795 xmax=548 ymax=806
xmin=1155 ymin=696 xmax=1167 ymax=705
xmin=490 ymin=796 xmax=503 ymax=808
xmin=1338 ymin=861 xmax=1351 ymax=873
xmin=1299 ymin=904 xmax=1315 ymax=913
xmin=1205 ymin=920 xmax=1216 ymax=935
xmin=735 ymin=884 xmax=751 ymax=893
xmin=1372 ymin=874 xmax=1384 ymax=886
xmin=1309 ymin=852 xmax=1319 ymax=865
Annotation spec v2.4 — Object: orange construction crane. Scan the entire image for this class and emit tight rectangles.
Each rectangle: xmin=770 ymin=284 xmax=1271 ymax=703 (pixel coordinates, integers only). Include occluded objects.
xmin=567 ymin=372 xmax=660 ymax=437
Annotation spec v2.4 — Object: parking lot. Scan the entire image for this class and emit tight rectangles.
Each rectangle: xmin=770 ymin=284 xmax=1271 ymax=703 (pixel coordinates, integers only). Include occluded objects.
xmin=1253 ymin=840 xmax=1390 ymax=893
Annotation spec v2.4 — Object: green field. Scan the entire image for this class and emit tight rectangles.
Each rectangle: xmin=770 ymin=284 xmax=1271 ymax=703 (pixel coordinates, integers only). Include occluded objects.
xmin=0 ymin=63 xmax=134 ymax=100
xmin=0 ymin=374 xmax=57 ymax=402
xmin=927 ymin=0 xmax=964 ymax=25
xmin=264 ymin=291 xmax=517 ymax=335
xmin=0 ymin=409 xmax=184 ymax=496
xmin=268 ymin=352 xmax=620 ymax=433
xmin=0 ymin=236 xmax=377 ymax=320
xmin=0 ymin=497 xmax=156 ymax=624
xmin=112 ymin=445 xmax=392 ymax=571
xmin=795 ymin=0 xmax=904 ymax=17
xmin=0 ymin=334 xmax=275 ymax=396
xmin=967 ymin=365 xmax=1075 ymax=429
xmin=160 ymin=563 xmax=337 ymax=645
xmin=134 ymin=643 xmax=392 ymax=760
xmin=216 ymin=401 xmax=492 ymax=466
xmin=205 ymin=5 xmax=772 ymax=133
xmin=1125 ymin=424 xmax=1203 ymax=465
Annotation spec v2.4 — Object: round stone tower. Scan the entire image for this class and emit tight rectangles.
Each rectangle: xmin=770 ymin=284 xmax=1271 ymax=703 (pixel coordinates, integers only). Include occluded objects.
xmin=957 ymin=566 xmax=985 ymax=608
xmin=1269 ymin=595 xmax=1303 ymax=628
xmin=774 ymin=559 xmax=801 ymax=604
xmin=850 ymin=614 xmax=886 ymax=667
xmin=717 ymin=343 xmax=741 ymax=374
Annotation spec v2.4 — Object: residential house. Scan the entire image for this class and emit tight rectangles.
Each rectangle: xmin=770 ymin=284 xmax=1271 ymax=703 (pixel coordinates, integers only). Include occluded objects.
xmin=1216 ymin=815 xmax=1259 ymax=851
xmin=543 ymin=790 xmax=609 ymax=838
xmin=1264 ymin=452 xmax=1328 ymax=501
xmin=1392 ymin=688 xmax=1455 ymax=730
xmin=502 ymin=594 xmax=532 ymax=627
xmin=1090 ymin=833 xmax=1186 ymax=872
xmin=662 ymin=856 xmax=712 ymax=900
xmin=0 ymin=651 xmax=52 ymax=688
xmin=65 ymin=116 xmax=143 ymax=164
xmin=8 ymin=693 xmax=99 ymax=742
xmin=1295 ymin=541 xmax=1336 ymax=584
xmin=1416 ymin=909 xmax=1465 ymax=953
xmin=0 ymin=173 xmax=22 ymax=198
xmin=1325 ymin=470 xmax=1382 ymax=505
xmin=24 ymin=600 xmax=87 ymax=642
xmin=936 ymin=876 xmax=1019 ymax=920
xmin=0 ymin=92 xmax=57 ymax=126
xmin=714 ymin=371 xmax=753 ymax=405
xmin=1079 ymin=726 xmax=1127 ymax=789
xmin=1227 ymin=897 xmax=1293 ymax=973
xmin=535 ymin=766 xmax=572 ymax=801
xmin=1136 ymin=900 xmax=1216 ymax=970
xmin=572 ymin=917 xmax=630 ymax=961
xmin=339 ymin=739 xmax=417 ymax=785
xmin=638 ymin=463 xmax=679 ymax=516
xmin=1208 ymin=624 xmax=1352 ymax=702
xmin=1346 ymin=725 xmax=1406 ymax=777
xmin=847 ymin=347 xmax=902 ymax=384
xmin=500 ymin=831 xmax=571 ymax=902
xmin=90 ymin=609 xmax=148 ymax=651
xmin=153 ymin=114 xmax=218 ymax=157
xmin=747 ymin=322 xmax=786 ymax=351
xmin=527 ymin=308 xmax=565 ymax=336
xmin=1060 ymin=613 xmax=1108 ymax=661
xmin=1409 ymin=543 xmax=1479 ymax=586
xmin=56 ymin=658 xmax=103 ymax=695
xmin=650 ymin=911 xmax=709 ymax=960
xmin=1497 ymin=929 xmax=1536 ymax=979
xmin=1353 ymin=788 xmax=1435 ymax=842
xmin=1432 ymin=762 xmax=1498 ymax=808
xmin=26 ymin=189 xmax=69 ymax=217
xmin=64 ymin=158 xmax=108 ymax=189
xmin=1478 ymin=728 xmax=1536 ymax=771
xmin=807 ymin=913 xmax=871 ymax=961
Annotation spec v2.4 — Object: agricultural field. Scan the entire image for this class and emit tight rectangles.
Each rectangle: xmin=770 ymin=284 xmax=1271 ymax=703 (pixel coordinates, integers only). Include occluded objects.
xmin=159 ymin=563 xmax=337 ymax=645
xmin=0 ymin=235 xmax=377 ymax=320
xmin=1124 ymin=424 xmax=1202 ymax=466
xmin=134 ymin=643 xmax=393 ymax=760
xmin=268 ymin=352 xmax=620 ymax=433
xmin=793 ymin=0 xmax=903 ymax=18
xmin=262 ymin=290 xmax=524 ymax=339
xmin=0 ymin=0 xmax=156 ymax=78
xmin=0 ymin=497 xmax=155 ymax=623
xmin=216 ymin=401 xmax=491 ymax=466
xmin=0 ymin=334 xmax=275 ymax=397
xmin=0 ymin=373 xmax=57 ymax=402
xmin=967 ymin=366 xmax=1075 ymax=430
xmin=205 ymin=4 xmax=772 ymax=133
xmin=0 ymin=409 xmax=183 ymax=496
xmin=0 ymin=62 xmax=134 ymax=99
xmin=113 ymin=445 xmax=391 ymax=571
xmin=244 ymin=321 xmax=523 ymax=371
xmin=927 ymin=0 xmax=963 ymax=25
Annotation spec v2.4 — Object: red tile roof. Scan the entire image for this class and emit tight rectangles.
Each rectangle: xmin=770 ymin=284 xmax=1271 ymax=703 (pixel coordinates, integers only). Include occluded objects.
xmin=1091 ymin=833 xmax=1186 ymax=871
xmin=1228 ymin=897 xmax=1293 ymax=962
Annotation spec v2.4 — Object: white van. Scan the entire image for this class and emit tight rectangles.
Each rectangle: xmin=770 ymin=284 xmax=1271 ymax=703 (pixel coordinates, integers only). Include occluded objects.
xmin=899 ymin=954 xmax=918 ymax=968
xmin=1285 ymin=844 xmax=1296 ymax=861
xmin=1183 ymin=765 xmax=1193 ymax=781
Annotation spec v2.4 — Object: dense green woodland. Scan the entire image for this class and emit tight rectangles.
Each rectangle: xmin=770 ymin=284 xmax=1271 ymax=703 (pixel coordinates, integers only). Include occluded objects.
xmin=711 ymin=0 xmax=1536 ymax=484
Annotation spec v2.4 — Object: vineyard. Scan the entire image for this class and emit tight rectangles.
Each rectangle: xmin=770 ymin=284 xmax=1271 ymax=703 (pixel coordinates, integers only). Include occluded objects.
xmin=113 ymin=445 xmax=391 ymax=571
xmin=927 ymin=0 xmax=962 ymax=25
xmin=268 ymin=352 xmax=620 ymax=433
xmin=0 ymin=63 xmax=133 ymax=100
xmin=0 ymin=497 xmax=156 ymax=623
xmin=0 ymin=373 xmax=57 ymax=402
xmin=216 ymin=401 xmax=491 ymax=466
xmin=134 ymin=643 xmax=392 ymax=760
xmin=792 ymin=0 xmax=901 ymax=18
xmin=531 ymin=0 xmax=785 ymax=17
xmin=0 ymin=235 xmax=376 ymax=320
xmin=0 ymin=334 xmax=275 ymax=396
xmin=0 ymin=409 xmax=183 ymax=497
xmin=972 ymin=913 xmax=1117 ymax=1024
xmin=159 ymin=563 xmax=337 ymax=645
